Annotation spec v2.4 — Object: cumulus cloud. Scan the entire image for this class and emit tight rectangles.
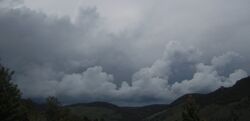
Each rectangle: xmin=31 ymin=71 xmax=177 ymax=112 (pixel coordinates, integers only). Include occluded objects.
xmin=57 ymin=66 xmax=116 ymax=99
xmin=113 ymin=42 xmax=248 ymax=105
xmin=17 ymin=41 xmax=246 ymax=106
xmin=0 ymin=0 xmax=249 ymax=106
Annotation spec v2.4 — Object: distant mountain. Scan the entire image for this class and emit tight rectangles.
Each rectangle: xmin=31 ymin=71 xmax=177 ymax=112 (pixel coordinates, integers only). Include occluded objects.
xmin=69 ymin=101 xmax=119 ymax=109
xmin=146 ymin=76 xmax=250 ymax=121
xmin=68 ymin=101 xmax=168 ymax=121
xmin=23 ymin=76 xmax=250 ymax=121
xmin=171 ymin=76 xmax=250 ymax=106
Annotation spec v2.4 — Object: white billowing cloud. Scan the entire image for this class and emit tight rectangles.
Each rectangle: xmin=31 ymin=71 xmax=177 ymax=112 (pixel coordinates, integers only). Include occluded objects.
xmin=211 ymin=52 xmax=240 ymax=68
xmin=52 ymin=41 xmax=248 ymax=105
xmin=171 ymin=52 xmax=248 ymax=96
xmin=14 ymin=40 xmax=247 ymax=105
xmin=116 ymin=42 xmax=248 ymax=104
xmin=57 ymin=66 xmax=116 ymax=98
xmin=0 ymin=0 xmax=250 ymax=105
xmin=225 ymin=69 xmax=248 ymax=87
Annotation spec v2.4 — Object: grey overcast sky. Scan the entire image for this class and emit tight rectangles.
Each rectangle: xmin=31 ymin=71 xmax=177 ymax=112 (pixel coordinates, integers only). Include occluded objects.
xmin=0 ymin=0 xmax=250 ymax=106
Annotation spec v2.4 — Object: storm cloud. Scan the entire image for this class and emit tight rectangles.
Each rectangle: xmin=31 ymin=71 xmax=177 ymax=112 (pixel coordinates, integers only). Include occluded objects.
xmin=0 ymin=0 xmax=249 ymax=106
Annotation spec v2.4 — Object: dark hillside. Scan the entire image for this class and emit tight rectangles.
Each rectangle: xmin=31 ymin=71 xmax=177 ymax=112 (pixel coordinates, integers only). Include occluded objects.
xmin=171 ymin=76 xmax=250 ymax=106
xmin=146 ymin=76 xmax=250 ymax=121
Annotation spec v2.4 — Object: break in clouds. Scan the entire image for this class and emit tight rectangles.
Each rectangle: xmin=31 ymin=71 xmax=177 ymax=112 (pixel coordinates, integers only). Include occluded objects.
xmin=0 ymin=0 xmax=250 ymax=106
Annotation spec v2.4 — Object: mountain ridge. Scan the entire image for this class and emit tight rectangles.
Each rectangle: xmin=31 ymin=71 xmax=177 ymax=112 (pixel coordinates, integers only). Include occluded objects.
xmin=23 ymin=76 xmax=250 ymax=121
xmin=170 ymin=76 xmax=250 ymax=106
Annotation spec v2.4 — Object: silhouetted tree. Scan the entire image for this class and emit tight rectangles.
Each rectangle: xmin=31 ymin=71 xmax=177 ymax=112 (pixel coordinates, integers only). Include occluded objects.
xmin=0 ymin=64 xmax=25 ymax=121
xmin=182 ymin=95 xmax=203 ymax=121
xmin=45 ymin=96 xmax=82 ymax=121
xmin=45 ymin=96 xmax=62 ymax=121
xmin=22 ymin=99 xmax=45 ymax=121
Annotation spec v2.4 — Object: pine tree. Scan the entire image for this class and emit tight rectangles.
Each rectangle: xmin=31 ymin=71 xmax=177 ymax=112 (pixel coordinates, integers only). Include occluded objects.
xmin=0 ymin=64 xmax=25 ymax=121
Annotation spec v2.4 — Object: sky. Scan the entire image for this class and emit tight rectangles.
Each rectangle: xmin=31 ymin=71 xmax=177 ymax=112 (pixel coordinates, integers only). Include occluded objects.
xmin=0 ymin=0 xmax=250 ymax=106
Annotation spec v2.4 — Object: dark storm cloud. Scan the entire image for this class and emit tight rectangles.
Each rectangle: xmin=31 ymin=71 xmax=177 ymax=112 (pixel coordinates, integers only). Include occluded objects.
xmin=0 ymin=0 xmax=249 ymax=106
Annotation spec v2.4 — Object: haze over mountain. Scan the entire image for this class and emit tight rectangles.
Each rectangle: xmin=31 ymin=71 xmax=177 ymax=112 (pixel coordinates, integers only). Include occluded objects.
xmin=0 ymin=0 xmax=250 ymax=106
